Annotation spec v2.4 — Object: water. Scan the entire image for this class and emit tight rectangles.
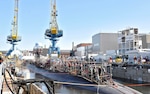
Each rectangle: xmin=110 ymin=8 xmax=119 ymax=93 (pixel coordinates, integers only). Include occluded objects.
xmin=131 ymin=86 xmax=150 ymax=94
xmin=37 ymin=83 xmax=96 ymax=94
xmin=114 ymin=78 xmax=150 ymax=94
xmin=54 ymin=84 xmax=96 ymax=94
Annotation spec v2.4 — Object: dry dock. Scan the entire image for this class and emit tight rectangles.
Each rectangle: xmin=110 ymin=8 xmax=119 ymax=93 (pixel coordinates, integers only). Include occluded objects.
xmin=28 ymin=58 xmax=142 ymax=94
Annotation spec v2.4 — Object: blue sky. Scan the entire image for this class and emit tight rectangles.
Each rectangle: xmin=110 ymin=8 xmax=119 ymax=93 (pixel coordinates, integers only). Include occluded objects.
xmin=0 ymin=0 xmax=150 ymax=51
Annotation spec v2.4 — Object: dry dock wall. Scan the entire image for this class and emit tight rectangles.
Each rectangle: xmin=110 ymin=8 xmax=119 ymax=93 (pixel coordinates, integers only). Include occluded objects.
xmin=112 ymin=65 xmax=150 ymax=82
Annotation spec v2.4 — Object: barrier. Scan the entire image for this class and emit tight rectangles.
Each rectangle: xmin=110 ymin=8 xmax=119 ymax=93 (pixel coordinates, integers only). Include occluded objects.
xmin=29 ymin=84 xmax=46 ymax=94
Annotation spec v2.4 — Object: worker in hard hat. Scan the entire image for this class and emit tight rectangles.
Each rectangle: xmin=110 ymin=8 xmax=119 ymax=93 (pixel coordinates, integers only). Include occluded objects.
xmin=0 ymin=52 xmax=3 ymax=64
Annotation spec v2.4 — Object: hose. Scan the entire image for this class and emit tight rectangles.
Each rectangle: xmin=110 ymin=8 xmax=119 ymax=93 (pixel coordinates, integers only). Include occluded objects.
xmin=3 ymin=68 xmax=15 ymax=94
xmin=3 ymin=67 xmax=55 ymax=94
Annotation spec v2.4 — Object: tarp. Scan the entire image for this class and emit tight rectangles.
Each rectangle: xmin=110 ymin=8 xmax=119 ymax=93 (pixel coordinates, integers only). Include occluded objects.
xmin=22 ymin=56 xmax=34 ymax=60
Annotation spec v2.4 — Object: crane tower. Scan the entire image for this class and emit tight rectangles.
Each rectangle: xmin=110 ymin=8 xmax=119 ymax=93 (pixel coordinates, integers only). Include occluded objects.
xmin=6 ymin=0 xmax=21 ymax=56
xmin=45 ymin=0 xmax=63 ymax=58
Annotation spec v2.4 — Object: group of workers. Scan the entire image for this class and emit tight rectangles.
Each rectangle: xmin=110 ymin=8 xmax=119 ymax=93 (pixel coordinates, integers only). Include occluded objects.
xmin=134 ymin=56 xmax=149 ymax=64
xmin=108 ymin=55 xmax=150 ymax=64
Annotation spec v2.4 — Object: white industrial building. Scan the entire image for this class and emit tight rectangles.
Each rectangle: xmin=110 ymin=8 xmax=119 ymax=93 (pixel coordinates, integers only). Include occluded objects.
xmin=118 ymin=28 xmax=142 ymax=55
xmin=74 ymin=28 xmax=150 ymax=60
xmin=92 ymin=33 xmax=118 ymax=54
xmin=74 ymin=43 xmax=92 ymax=57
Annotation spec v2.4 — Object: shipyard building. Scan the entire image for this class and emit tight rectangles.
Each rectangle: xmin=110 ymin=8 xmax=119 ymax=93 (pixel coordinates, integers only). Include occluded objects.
xmin=92 ymin=33 xmax=118 ymax=54
xmin=74 ymin=33 xmax=118 ymax=58
xmin=74 ymin=43 xmax=92 ymax=57
xmin=117 ymin=28 xmax=141 ymax=55
xmin=140 ymin=34 xmax=150 ymax=49
xmin=74 ymin=28 xmax=150 ymax=58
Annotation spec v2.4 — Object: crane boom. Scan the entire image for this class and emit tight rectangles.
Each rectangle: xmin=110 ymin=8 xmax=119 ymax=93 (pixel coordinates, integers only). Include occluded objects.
xmin=50 ymin=0 xmax=58 ymax=35
xmin=12 ymin=0 xmax=18 ymax=40
xmin=7 ymin=0 xmax=21 ymax=43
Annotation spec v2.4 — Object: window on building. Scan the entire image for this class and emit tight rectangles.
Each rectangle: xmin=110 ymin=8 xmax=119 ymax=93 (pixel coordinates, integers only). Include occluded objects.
xmin=134 ymin=42 xmax=137 ymax=46
xmin=134 ymin=28 xmax=138 ymax=34
xmin=122 ymin=37 xmax=125 ymax=42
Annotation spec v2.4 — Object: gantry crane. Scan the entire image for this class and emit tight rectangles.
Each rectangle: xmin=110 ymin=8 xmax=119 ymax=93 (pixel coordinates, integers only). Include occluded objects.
xmin=45 ymin=0 xmax=63 ymax=58
xmin=6 ymin=0 xmax=21 ymax=56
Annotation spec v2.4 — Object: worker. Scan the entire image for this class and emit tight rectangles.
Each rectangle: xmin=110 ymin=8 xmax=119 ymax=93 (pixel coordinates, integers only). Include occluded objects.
xmin=109 ymin=57 xmax=113 ymax=63
xmin=0 ymin=52 xmax=3 ymax=64
xmin=134 ymin=56 xmax=137 ymax=64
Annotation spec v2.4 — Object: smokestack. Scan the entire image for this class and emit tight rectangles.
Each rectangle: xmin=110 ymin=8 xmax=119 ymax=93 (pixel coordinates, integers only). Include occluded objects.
xmin=72 ymin=42 xmax=74 ymax=50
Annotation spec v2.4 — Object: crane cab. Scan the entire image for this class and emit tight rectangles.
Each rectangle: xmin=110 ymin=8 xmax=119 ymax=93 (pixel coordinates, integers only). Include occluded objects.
xmin=51 ymin=27 xmax=57 ymax=34
xmin=12 ymin=35 xmax=17 ymax=40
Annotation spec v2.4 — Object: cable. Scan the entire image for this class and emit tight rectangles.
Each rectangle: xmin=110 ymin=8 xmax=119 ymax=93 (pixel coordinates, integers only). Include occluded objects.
xmin=13 ymin=79 xmax=55 ymax=94
xmin=4 ymin=68 xmax=54 ymax=94
xmin=3 ymin=68 xmax=55 ymax=94
xmin=3 ymin=68 xmax=15 ymax=94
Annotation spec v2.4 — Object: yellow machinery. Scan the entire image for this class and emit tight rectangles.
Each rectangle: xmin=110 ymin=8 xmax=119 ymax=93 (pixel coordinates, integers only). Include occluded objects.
xmin=6 ymin=0 xmax=21 ymax=56
xmin=115 ymin=55 xmax=123 ymax=63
